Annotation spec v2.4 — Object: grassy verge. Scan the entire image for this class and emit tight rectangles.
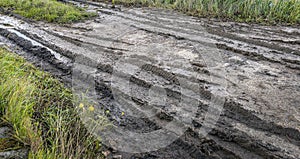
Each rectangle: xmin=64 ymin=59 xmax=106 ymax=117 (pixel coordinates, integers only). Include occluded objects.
xmin=0 ymin=0 xmax=96 ymax=23
xmin=0 ymin=47 xmax=105 ymax=159
xmin=110 ymin=0 xmax=300 ymax=24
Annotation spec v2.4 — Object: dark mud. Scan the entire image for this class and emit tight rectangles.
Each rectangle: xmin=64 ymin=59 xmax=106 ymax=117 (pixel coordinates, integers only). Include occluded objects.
xmin=0 ymin=122 xmax=29 ymax=158
xmin=0 ymin=0 xmax=299 ymax=158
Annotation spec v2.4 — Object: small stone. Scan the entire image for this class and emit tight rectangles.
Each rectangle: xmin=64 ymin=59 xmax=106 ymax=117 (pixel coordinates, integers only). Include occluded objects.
xmin=102 ymin=150 xmax=110 ymax=157
xmin=264 ymin=70 xmax=278 ymax=77
xmin=229 ymin=56 xmax=244 ymax=64
xmin=113 ymin=155 xmax=122 ymax=159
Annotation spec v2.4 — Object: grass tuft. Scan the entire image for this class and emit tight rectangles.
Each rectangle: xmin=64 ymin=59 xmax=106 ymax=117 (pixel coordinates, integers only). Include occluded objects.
xmin=0 ymin=47 xmax=106 ymax=158
xmin=0 ymin=0 xmax=97 ymax=23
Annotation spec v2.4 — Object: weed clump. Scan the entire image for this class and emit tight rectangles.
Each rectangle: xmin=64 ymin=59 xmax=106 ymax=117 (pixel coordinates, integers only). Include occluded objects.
xmin=112 ymin=0 xmax=300 ymax=24
xmin=0 ymin=47 xmax=106 ymax=158
xmin=0 ymin=0 xmax=96 ymax=23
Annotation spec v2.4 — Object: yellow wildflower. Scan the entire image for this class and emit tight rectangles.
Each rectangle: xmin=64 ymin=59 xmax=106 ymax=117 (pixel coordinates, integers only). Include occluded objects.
xmin=89 ymin=106 xmax=95 ymax=112
xmin=79 ymin=103 xmax=84 ymax=109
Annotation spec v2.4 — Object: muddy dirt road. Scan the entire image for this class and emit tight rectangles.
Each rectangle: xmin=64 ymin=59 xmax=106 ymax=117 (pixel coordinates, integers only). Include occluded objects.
xmin=0 ymin=0 xmax=300 ymax=158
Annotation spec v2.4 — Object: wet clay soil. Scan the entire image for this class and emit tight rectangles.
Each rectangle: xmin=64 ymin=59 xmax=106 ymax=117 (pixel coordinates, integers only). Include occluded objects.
xmin=0 ymin=1 xmax=299 ymax=158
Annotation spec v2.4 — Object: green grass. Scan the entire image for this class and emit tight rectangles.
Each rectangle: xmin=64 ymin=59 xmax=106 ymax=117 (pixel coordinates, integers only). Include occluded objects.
xmin=112 ymin=0 xmax=300 ymax=24
xmin=0 ymin=0 xmax=96 ymax=23
xmin=0 ymin=47 xmax=108 ymax=158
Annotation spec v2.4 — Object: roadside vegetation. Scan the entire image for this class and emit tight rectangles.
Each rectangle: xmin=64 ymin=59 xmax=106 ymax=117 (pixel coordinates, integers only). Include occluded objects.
xmin=1 ymin=0 xmax=298 ymax=24
xmin=0 ymin=47 xmax=105 ymax=159
xmin=111 ymin=0 xmax=300 ymax=24
xmin=0 ymin=0 xmax=96 ymax=23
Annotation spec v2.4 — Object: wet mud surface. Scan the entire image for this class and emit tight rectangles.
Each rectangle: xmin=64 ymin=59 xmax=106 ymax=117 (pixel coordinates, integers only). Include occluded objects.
xmin=0 ymin=120 xmax=29 ymax=158
xmin=0 ymin=0 xmax=299 ymax=158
